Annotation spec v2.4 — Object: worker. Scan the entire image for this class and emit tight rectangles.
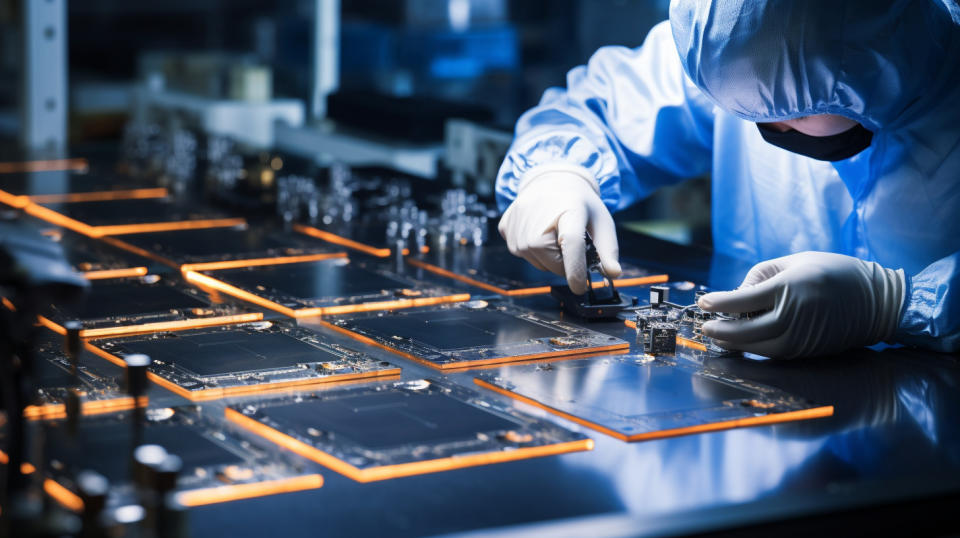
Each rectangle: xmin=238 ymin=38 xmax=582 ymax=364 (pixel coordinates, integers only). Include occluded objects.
xmin=496 ymin=0 xmax=960 ymax=358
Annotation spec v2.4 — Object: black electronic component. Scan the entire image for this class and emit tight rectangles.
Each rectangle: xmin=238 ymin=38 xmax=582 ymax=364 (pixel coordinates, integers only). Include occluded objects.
xmin=648 ymin=323 xmax=678 ymax=355
xmin=650 ymin=285 xmax=669 ymax=308
xmin=89 ymin=321 xmax=400 ymax=400
xmin=185 ymin=257 xmax=468 ymax=317
xmin=225 ymin=379 xmax=592 ymax=482
xmin=41 ymin=273 xmax=262 ymax=338
xmin=32 ymin=197 xmax=234 ymax=229
xmin=323 ymin=300 xmax=629 ymax=370
xmin=550 ymin=235 xmax=639 ymax=319
xmin=31 ymin=407 xmax=324 ymax=510
xmin=474 ymin=354 xmax=834 ymax=442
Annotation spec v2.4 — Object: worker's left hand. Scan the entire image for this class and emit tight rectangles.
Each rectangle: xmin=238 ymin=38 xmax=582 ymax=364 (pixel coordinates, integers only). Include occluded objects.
xmin=696 ymin=251 xmax=906 ymax=358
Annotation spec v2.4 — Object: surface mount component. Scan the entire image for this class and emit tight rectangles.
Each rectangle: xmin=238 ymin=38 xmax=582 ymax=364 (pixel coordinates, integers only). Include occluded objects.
xmin=408 ymin=243 xmax=668 ymax=296
xmin=24 ymin=195 xmax=244 ymax=237
xmin=38 ymin=273 xmax=262 ymax=339
xmin=20 ymin=406 xmax=323 ymax=510
xmin=88 ymin=320 xmax=400 ymax=400
xmin=225 ymin=379 xmax=592 ymax=482
xmin=0 ymin=168 xmax=165 ymax=209
xmin=624 ymin=299 xmax=733 ymax=356
xmin=21 ymin=331 xmax=144 ymax=420
xmin=184 ymin=257 xmax=470 ymax=317
xmin=322 ymin=300 xmax=629 ymax=370
xmin=474 ymin=354 xmax=835 ymax=442
xmin=102 ymin=224 xmax=345 ymax=271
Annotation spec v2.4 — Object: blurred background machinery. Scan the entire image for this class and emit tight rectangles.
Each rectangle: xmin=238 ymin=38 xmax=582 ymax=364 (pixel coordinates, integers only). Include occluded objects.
xmin=0 ymin=0 xmax=708 ymax=246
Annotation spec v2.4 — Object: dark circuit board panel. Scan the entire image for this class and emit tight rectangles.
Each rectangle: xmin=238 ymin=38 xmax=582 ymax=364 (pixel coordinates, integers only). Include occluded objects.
xmin=41 ymin=227 xmax=152 ymax=278
xmin=29 ymin=406 xmax=324 ymax=510
xmin=322 ymin=300 xmax=629 ymax=370
xmin=185 ymin=257 xmax=469 ymax=318
xmin=224 ymin=379 xmax=592 ymax=482
xmin=39 ymin=273 xmax=263 ymax=339
xmin=88 ymin=320 xmax=400 ymax=401
xmin=25 ymin=195 xmax=242 ymax=237
xmin=408 ymin=243 xmax=669 ymax=296
xmin=0 ymin=169 xmax=159 ymax=208
xmin=103 ymin=223 xmax=345 ymax=270
xmin=21 ymin=331 xmax=135 ymax=420
xmin=474 ymin=354 xmax=835 ymax=442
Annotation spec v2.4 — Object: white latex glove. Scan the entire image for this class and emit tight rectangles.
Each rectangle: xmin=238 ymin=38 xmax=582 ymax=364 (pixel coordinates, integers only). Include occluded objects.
xmin=697 ymin=251 xmax=906 ymax=358
xmin=498 ymin=164 xmax=621 ymax=295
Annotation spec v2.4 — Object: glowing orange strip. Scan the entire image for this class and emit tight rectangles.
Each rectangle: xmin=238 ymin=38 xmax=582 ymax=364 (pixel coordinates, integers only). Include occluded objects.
xmin=0 ymin=190 xmax=28 ymax=208
xmin=85 ymin=343 xmax=400 ymax=400
xmin=83 ymin=267 xmax=149 ymax=280
xmin=315 ymin=318 xmax=628 ymax=370
xmin=225 ymin=407 xmax=592 ymax=483
xmin=27 ymin=188 xmax=169 ymax=204
xmin=622 ymin=319 xmax=708 ymax=352
xmin=313 ymin=294 xmax=471 ymax=317
xmin=39 ymin=312 xmax=263 ymax=339
xmin=23 ymin=396 xmax=148 ymax=420
xmin=474 ymin=378 xmax=834 ymax=442
xmin=184 ymin=271 xmax=299 ymax=317
xmin=94 ymin=218 xmax=247 ymax=236
xmin=2 ymin=297 xmax=15 ymax=311
xmin=408 ymin=258 xmax=669 ymax=296
xmin=293 ymin=224 xmax=391 ymax=258
xmin=176 ymin=475 xmax=324 ymax=507
xmin=24 ymin=203 xmax=101 ymax=236
xmin=45 ymin=480 xmax=84 ymax=512
xmin=181 ymin=252 xmax=347 ymax=272
xmin=0 ymin=158 xmax=88 ymax=174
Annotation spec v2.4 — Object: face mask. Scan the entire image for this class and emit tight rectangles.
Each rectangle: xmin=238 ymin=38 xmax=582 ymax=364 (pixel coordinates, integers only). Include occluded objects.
xmin=756 ymin=122 xmax=874 ymax=162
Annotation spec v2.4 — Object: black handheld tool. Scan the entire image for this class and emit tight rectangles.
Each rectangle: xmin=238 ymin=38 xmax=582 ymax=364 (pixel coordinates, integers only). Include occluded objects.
xmin=550 ymin=234 xmax=636 ymax=319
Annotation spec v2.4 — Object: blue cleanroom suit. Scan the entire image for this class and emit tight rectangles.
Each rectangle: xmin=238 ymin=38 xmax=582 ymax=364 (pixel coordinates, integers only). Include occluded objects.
xmin=496 ymin=0 xmax=960 ymax=353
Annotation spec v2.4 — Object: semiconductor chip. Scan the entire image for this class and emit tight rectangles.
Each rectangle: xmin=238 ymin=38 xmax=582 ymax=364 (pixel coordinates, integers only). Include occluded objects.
xmin=474 ymin=355 xmax=834 ymax=442
xmin=185 ymin=257 xmax=469 ymax=317
xmin=41 ymin=273 xmax=262 ymax=338
xmin=225 ymin=379 xmax=592 ymax=482
xmin=323 ymin=301 xmax=629 ymax=370
xmin=90 ymin=321 xmax=400 ymax=400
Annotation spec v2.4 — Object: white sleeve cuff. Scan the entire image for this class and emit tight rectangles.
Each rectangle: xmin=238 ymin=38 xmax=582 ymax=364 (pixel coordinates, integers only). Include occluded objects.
xmin=517 ymin=162 xmax=600 ymax=196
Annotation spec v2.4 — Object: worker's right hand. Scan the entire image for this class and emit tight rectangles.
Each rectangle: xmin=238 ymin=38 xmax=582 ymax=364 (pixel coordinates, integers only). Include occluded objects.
xmin=498 ymin=164 xmax=621 ymax=295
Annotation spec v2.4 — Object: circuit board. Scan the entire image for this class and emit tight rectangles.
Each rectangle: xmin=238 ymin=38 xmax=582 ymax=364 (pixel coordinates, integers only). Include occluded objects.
xmin=224 ymin=379 xmax=592 ymax=482
xmin=102 ymin=223 xmax=345 ymax=270
xmin=408 ymin=243 xmax=669 ymax=296
xmin=184 ymin=257 xmax=470 ymax=317
xmin=28 ymin=406 xmax=324 ymax=509
xmin=322 ymin=300 xmax=629 ymax=370
xmin=474 ymin=354 xmax=834 ymax=442
xmin=88 ymin=320 xmax=400 ymax=400
xmin=25 ymin=195 xmax=243 ymax=237
xmin=0 ymin=169 xmax=163 ymax=209
xmin=40 ymin=273 xmax=263 ymax=338
xmin=20 ymin=330 xmax=143 ymax=420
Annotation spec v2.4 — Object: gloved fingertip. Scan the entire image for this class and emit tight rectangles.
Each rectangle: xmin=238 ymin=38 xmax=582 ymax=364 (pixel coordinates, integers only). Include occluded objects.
xmin=700 ymin=319 xmax=718 ymax=337
xmin=697 ymin=293 xmax=715 ymax=311
xmin=604 ymin=259 xmax=622 ymax=279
